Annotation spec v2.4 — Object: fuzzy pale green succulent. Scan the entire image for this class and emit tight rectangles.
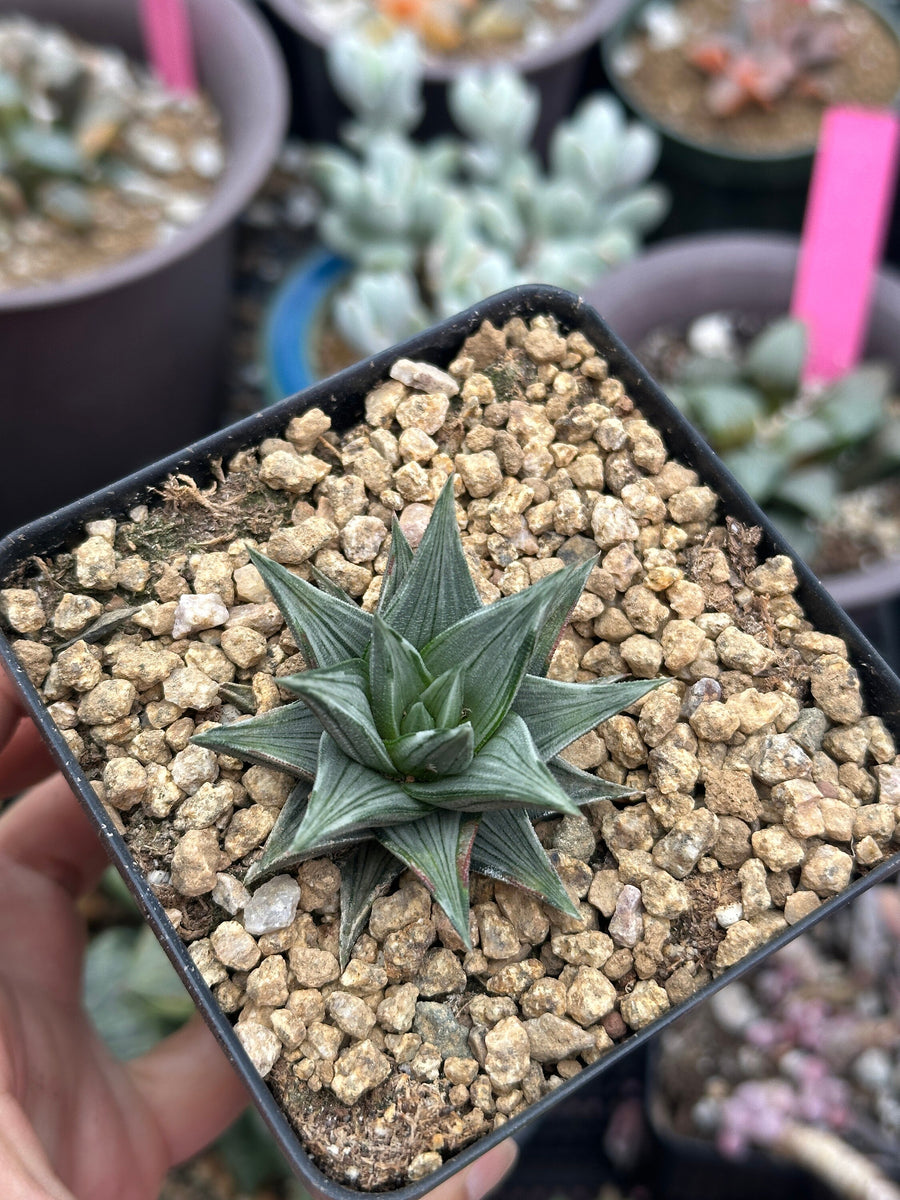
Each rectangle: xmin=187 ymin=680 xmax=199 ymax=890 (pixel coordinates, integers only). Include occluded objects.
xmin=193 ymin=478 xmax=663 ymax=963
xmin=311 ymin=29 xmax=668 ymax=358
xmin=664 ymin=316 xmax=900 ymax=560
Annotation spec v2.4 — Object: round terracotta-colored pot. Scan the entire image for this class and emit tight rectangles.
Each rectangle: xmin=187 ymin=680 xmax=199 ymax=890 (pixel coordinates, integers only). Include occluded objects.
xmin=586 ymin=233 xmax=900 ymax=637
xmin=264 ymin=0 xmax=630 ymax=154
xmin=0 ymin=0 xmax=288 ymax=533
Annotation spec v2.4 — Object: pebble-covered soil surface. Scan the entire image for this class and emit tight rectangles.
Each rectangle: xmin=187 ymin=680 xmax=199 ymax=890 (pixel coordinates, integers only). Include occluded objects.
xmin=612 ymin=0 xmax=900 ymax=155
xmin=0 ymin=16 xmax=224 ymax=292
xmin=2 ymin=313 xmax=900 ymax=1189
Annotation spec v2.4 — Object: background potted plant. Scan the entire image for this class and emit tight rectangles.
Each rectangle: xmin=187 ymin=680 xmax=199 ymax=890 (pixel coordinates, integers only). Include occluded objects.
xmin=585 ymin=232 xmax=900 ymax=666
xmin=262 ymin=0 xmax=632 ymax=154
xmin=646 ymin=877 xmax=900 ymax=1200
xmin=263 ymin=29 xmax=668 ymax=398
xmin=0 ymin=0 xmax=288 ymax=535
xmin=600 ymin=0 xmax=900 ymax=190
xmin=2 ymin=285 xmax=900 ymax=1195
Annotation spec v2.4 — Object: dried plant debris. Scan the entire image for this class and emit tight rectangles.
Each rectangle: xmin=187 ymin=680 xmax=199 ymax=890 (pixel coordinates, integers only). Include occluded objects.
xmin=3 ymin=313 xmax=900 ymax=1189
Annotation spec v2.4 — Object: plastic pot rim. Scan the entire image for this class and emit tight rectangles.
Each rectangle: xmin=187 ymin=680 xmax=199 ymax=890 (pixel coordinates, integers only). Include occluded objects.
xmin=1 ymin=284 xmax=900 ymax=1200
xmin=265 ymin=0 xmax=631 ymax=80
xmin=0 ymin=0 xmax=289 ymax=313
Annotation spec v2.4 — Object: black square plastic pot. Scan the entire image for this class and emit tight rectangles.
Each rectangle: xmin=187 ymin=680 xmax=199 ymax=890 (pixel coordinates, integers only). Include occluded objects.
xmin=1 ymin=285 xmax=900 ymax=1199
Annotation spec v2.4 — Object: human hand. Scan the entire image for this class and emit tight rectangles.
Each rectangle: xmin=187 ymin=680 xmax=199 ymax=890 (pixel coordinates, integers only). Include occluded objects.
xmin=0 ymin=667 xmax=518 ymax=1199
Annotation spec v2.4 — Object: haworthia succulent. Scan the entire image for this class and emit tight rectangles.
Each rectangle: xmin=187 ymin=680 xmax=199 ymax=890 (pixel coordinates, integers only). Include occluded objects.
xmin=196 ymin=476 xmax=663 ymax=944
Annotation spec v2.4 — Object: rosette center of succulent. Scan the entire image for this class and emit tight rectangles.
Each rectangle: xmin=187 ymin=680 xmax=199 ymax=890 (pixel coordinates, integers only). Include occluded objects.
xmin=192 ymin=473 xmax=665 ymax=957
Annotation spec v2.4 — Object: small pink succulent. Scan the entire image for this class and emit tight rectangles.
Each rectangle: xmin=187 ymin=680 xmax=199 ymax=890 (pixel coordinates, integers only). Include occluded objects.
xmin=687 ymin=0 xmax=846 ymax=117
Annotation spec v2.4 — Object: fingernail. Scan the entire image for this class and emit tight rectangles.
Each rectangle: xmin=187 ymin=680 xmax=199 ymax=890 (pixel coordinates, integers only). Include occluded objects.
xmin=465 ymin=1139 xmax=519 ymax=1200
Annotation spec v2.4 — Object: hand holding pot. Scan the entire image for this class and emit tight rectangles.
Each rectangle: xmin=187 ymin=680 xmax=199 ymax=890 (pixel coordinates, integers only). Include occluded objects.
xmin=0 ymin=669 xmax=519 ymax=1200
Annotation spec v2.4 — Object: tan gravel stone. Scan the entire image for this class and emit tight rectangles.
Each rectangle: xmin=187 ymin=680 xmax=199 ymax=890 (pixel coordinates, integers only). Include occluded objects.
xmin=77 ymin=679 xmax=136 ymax=725
xmin=809 ymin=655 xmax=864 ymax=724
xmin=800 ymin=845 xmax=854 ymax=896
xmin=485 ymin=1017 xmax=530 ymax=1090
xmin=330 ymin=1040 xmax=392 ymax=1104
xmin=751 ymin=826 xmax=805 ymax=871
xmin=524 ymin=1014 xmax=595 ymax=1062
xmin=620 ymin=979 xmax=670 ymax=1029
xmin=74 ymin=537 xmax=117 ymax=590
xmin=235 ymin=1022 xmax=281 ymax=1078
xmin=566 ymin=967 xmax=616 ymax=1026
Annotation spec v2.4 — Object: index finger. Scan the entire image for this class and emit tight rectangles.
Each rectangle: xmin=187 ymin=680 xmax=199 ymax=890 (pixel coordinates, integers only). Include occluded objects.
xmin=0 ymin=665 xmax=24 ymax=755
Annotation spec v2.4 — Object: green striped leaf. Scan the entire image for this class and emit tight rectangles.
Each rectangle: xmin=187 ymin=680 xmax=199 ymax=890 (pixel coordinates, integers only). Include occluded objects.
xmin=279 ymin=659 xmax=395 ymax=774
xmin=515 ymin=674 xmax=666 ymax=761
xmin=473 ymin=807 xmax=578 ymax=917
xmin=422 ymin=564 xmax=589 ymax=750
xmin=386 ymin=723 xmax=474 ymax=779
xmin=383 ymin=477 xmax=481 ymax=647
xmin=191 ymin=703 xmax=321 ymax=778
xmin=368 ymin=614 xmax=431 ymax=742
xmin=248 ymin=548 xmax=372 ymax=667
xmin=245 ymin=781 xmax=370 ymax=884
xmin=527 ymin=556 xmax=595 ymax=676
xmin=284 ymin=735 xmax=431 ymax=857
xmin=338 ymin=843 xmax=403 ymax=968
xmin=548 ymin=755 xmax=637 ymax=803
xmin=405 ymin=712 xmax=580 ymax=816
xmin=378 ymin=809 xmax=478 ymax=947
xmin=421 ymin=668 xmax=465 ymax=729
xmin=376 ymin=517 xmax=414 ymax=613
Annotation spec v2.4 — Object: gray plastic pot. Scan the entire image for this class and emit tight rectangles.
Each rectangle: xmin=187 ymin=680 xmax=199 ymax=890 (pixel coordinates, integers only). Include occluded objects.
xmin=0 ymin=0 xmax=288 ymax=535
xmin=601 ymin=0 xmax=900 ymax=189
xmin=263 ymin=0 xmax=630 ymax=154
xmin=585 ymin=232 xmax=900 ymax=626
xmin=2 ymin=284 xmax=900 ymax=1198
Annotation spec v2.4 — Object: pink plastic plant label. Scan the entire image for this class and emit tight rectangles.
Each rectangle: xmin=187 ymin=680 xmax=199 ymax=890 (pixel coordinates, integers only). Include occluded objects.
xmin=791 ymin=106 xmax=900 ymax=383
xmin=139 ymin=0 xmax=197 ymax=93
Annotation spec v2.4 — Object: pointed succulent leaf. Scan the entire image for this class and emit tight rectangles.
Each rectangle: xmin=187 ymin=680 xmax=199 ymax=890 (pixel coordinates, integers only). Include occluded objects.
xmin=744 ymin=317 xmax=806 ymax=393
xmin=279 ymin=659 xmax=395 ymax=774
xmin=383 ymin=478 xmax=481 ymax=647
xmin=245 ymin=781 xmax=371 ymax=884
xmin=288 ymin=735 xmax=431 ymax=858
xmin=368 ymin=614 xmax=432 ymax=741
xmin=386 ymin=723 xmax=475 ymax=779
xmin=378 ymin=810 xmax=478 ymax=946
xmin=528 ymin=555 xmax=595 ymax=676
xmin=548 ymin=755 xmax=638 ymax=803
xmin=248 ymin=548 xmax=372 ymax=667
xmin=421 ymin=667 xmax=465 ymax=729
xmin=423 ymin=561 xmax=592 ymax=749
xmin=687 ymin=384 xmax=764 ymax=450
xmin=376 ymin=518 xmax=414 ymax=612
xmin=721 ymin=444 xmax=786 ymax=501
xmin=400 ymin=700 xmax=435 ymax=736
xmin=472 ymin=808 xmax=579 ymax=918
xmin=674 ymin=353 xmax=741 ymax=387
xmin=773 ymin=415 xmax=833 ymax=461
xmin=817 ymin=364 xmax=891 ymax=445
xmin=309 ymin=563 xmax=356 ymax=605
xmin=405 ymin=713 xmax=581 ymax=815
xmin=773 ymin=464 xmax=838 ymax=520
xmin=515 ymin=674 xmax=666 ymax=761
xmin=338 ymin=843 xmax=403 ymax=969
xmin=191 ymin=703 xmax=321 ymax=778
